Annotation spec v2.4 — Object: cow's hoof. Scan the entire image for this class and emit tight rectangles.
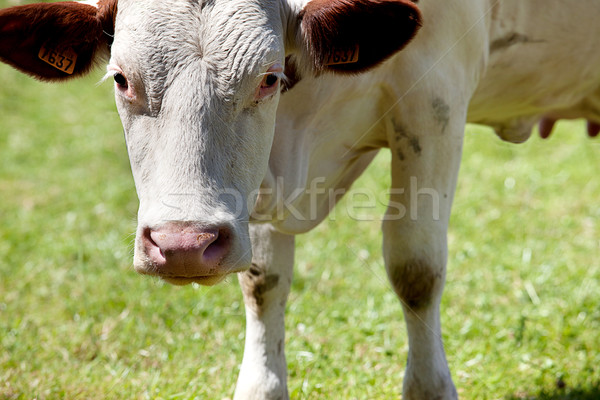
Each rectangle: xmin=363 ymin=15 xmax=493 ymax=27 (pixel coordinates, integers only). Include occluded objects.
xmin=233 ymin=377 xmax=288 ymax=400
xmin=403 ymin=378 xmax=458 ymax=400
xmin=233 ymin=387 xmax=288 ymax=400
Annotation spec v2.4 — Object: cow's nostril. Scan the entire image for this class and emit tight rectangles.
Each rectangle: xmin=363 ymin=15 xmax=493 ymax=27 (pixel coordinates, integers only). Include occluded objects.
xmin=142 ymin=226 xmax=166 ymax=263
xmin=197 ymin=228 xmax=229 ymax=266
xmin=145 ymin=228 xmax=157 ymax=246
xmin=204 ymin=228 xmax=230 ymax=261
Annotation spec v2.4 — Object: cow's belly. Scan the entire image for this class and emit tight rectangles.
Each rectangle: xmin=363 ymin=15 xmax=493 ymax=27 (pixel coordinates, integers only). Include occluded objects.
xmin=468 ymin=78 xmax=600 ymax=143
xmin=468 ymin=61 xmax=600 ymax=142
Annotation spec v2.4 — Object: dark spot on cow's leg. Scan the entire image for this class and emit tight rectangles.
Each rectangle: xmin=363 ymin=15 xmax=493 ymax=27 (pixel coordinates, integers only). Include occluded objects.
xmin=241 ymin=263 xmax=280 ymax=311
xmin=249 ymin=263 xmax=261 ymax=276
xmin=392 ymin=118 xmax=407 ymax=140
xmin=408 ymin=136 xmax=422 ymax=155
xmin=432 ymin=97 xmax=450 ymax=134
xmin=391 ymin=118 xmax=422 ymax=159
xmin=388 ymin=259 xmax=441 ymax=309
xmin=396 ymin=148 xmax=406 ymax=161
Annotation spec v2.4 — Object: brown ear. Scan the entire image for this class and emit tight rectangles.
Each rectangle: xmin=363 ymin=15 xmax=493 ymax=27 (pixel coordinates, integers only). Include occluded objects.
xmin=299 ymin=0 xmax=422 ymax=73
xmin=0 ymin=0 xmax=117 ymax=81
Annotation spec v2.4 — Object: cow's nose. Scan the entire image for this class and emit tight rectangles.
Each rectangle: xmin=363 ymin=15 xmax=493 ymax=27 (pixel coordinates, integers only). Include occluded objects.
xmin=141 ymin=223 xmax=231 ymax=281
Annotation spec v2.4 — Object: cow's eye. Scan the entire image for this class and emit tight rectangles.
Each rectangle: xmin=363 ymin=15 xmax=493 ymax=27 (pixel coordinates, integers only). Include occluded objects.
xmin=262 ymin=73 xmax=279 ymax=88
xmin=114 ymin=73 xmax=128 ymax=89
xmin=256 ymin=64 xmax=283 ymax=101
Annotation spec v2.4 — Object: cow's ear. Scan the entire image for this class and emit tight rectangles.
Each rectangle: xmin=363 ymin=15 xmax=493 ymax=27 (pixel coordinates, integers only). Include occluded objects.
xmin=296 ymin=0 xmax=421 ymax=74
xmin=0 ymin=0 xmax=117 ymax=81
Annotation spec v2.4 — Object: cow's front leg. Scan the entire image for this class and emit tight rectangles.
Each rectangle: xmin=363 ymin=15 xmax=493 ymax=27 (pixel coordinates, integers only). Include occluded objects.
xmin=383 ymin=110 xmax=464 ymax=399
xmin=234 ymin=223 xmax=294 ymax=400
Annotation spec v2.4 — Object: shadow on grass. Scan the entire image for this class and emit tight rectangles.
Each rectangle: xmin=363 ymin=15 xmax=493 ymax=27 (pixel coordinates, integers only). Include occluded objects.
xmin=506 ymin=382 xmax=600 ymax=400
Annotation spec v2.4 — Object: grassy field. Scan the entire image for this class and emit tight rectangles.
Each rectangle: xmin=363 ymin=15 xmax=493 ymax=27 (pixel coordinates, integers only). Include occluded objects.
xmin=1 ymin=23 xmax=599 ymax=400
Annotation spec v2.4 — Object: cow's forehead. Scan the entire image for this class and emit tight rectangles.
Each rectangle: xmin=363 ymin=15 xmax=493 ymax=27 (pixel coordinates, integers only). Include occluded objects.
xmin=113 ymin=0 xmax=284 ymax=66
xmin=112 ymin=0 xmax=285 ymax=100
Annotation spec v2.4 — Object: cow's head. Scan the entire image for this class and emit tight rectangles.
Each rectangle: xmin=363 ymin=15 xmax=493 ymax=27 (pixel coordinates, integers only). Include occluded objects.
xmin=0 ymin=0 xmax=421 ymax=285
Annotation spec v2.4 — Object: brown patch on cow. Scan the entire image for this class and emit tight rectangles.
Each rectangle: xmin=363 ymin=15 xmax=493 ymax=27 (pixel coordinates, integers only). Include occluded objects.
xmin=240 ymin=263 xmax=280 ymax=312
xmin=299 ymin=0 xmax=422 ymax=73
xmin=389 ymin=259 xmax=441 ymax=309
xmin=281 ymin=56 xmax=302 ymax=93
xmin=432 ymin=97 xmax=450 ymax=134
xmin=490 ymin=32 xmax=546 ymax=53
xmin=392 ymin=119 xmax=421 ymax=160
xmin=98 ymin=0 xmax=118 ymax=45
xmin=587 ymin=121 xmax=600 ymax=137
xmin=0 ymin=0 xmax=117 ymax=81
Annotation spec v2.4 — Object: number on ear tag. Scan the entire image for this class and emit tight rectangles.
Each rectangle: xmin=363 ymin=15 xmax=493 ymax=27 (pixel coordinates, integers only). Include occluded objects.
xmin=38 ymin=44 xmax=78 ymax=75
xmin=324 ymin=45 xmax=360 ymax=66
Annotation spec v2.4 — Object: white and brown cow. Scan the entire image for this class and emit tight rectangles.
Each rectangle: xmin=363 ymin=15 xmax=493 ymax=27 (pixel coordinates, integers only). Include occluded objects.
xmin=0 ymin=0 xmax=598 ymax=398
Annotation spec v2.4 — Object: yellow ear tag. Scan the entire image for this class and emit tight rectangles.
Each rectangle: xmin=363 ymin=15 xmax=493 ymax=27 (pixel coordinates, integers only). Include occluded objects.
xmin=324 ymin=45 xmax=359 ymax=66
xmin=38 ymin=44 xmax=78 ymax=75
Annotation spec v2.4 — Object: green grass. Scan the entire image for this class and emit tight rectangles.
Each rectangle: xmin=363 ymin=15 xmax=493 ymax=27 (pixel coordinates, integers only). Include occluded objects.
xmin=1 ymin=34 xmax=599 ymax=400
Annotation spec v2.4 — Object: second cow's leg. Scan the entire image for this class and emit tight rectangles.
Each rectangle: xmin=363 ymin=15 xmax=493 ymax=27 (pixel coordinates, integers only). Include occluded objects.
xmin=234 ymin=223 xmax=294 ymax=400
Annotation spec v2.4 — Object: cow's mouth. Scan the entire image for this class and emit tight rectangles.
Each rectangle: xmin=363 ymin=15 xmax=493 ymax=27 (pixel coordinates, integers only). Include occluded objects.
xmin=161 ymin=275 xmax=228 ymax=286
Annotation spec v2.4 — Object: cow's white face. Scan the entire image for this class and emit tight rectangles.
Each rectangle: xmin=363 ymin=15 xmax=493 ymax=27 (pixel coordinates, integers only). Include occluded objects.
xmin=109 ymin=0 xmax=288 ymax=285
xmin=0 ymin=0 xmax=421 ymax=285
xmin=107 ymin=0 xmax=422 ymax=285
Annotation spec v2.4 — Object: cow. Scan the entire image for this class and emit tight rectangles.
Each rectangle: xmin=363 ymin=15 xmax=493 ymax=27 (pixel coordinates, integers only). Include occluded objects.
xmin=0 ymin=0 xmax=598 ymax=398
